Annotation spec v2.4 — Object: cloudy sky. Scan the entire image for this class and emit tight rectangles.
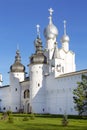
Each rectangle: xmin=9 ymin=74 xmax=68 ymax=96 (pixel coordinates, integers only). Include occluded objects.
xmin=0 ymin=0 xmax=87 ymax=85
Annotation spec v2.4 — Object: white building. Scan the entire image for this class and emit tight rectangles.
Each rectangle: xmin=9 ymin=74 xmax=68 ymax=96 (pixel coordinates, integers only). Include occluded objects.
xmin=0 ymin=8 xmax=87 ymax=115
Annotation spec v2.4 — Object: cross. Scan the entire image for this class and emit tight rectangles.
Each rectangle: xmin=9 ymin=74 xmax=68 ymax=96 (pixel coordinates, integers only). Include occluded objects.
xmin=48 ymin=8 xmax=54 ymax=16
xmin=63 ymin=20 xmax=66 ymax=35
xmin=36 ymin=24 xmax=40 ymax=38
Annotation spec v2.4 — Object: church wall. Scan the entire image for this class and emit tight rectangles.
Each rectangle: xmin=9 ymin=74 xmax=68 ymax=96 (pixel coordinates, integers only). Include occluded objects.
xmin=59 ymin=49 xmax=76 ymax=74
xmin=0 ymin=86 xmax=11 ymax=112
xmin=10 ymin=73 xmax=21 ymax=112
xmin=54 ymin=58 xmax=65 ymax=77
xmin=10 ymin=72 xmax=25 ymax=82
xmin=20 ymin=80 xmax=30 ymax=113
xmin=45 ymin=72 xmax=85 ymax=115
xmin=65 ymin=52 xmax=76 ymax=72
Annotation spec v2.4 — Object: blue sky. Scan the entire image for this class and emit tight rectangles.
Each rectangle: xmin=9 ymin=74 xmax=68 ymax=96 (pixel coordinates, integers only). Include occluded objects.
xmin=0 ymin=0 xmax=87 ymax=85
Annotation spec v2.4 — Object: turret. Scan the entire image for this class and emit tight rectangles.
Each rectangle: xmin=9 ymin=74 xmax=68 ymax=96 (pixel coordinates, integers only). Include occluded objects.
xmin=29 ymin=25 xmax=48 ymax=113
xmin=9 ymin=49 xmax=25 ymax=112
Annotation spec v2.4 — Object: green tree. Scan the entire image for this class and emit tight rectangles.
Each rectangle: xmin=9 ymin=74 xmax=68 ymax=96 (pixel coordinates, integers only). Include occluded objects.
xmin=73 ymin=74 xmax=87 ymax=115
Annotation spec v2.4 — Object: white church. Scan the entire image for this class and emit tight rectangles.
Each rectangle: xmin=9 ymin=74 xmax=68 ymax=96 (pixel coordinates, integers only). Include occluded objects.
xmin=0 ymin=8 xmax=87 ymax=115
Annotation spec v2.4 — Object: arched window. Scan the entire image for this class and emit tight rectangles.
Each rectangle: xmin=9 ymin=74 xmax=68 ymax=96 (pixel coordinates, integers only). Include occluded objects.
xmin=56 ymin=64 xmax=61 ymax=72
xmin=24 ymin=89 xmax=30 ymax=99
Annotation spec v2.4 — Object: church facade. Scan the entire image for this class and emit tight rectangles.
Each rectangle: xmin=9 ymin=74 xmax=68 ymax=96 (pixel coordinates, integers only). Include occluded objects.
xmin=0 ymin=8 xmax=87 ymax=115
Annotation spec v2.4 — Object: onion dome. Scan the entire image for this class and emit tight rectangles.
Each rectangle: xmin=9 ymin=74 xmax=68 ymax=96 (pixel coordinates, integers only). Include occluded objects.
xmin=10 ymin=50 xmax=25 ymax=72
xmin=30 ymin=53 xmax=47 ymax=64
xmin=30 ymin=25 xmax=47 ymax=64
xmin=44 ymin=8 xmax=58 ymax=40
xmin=61 ymin=20 xmax=70 ymax=43
xmin=30 ymin=37 xmax=47 ymax=64
xmin=61 ymin=35 xmax=70 ymax=43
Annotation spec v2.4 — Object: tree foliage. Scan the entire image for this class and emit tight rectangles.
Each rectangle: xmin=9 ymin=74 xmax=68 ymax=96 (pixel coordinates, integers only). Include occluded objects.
xmin=73 ymin=74 xmax=87 ymax=115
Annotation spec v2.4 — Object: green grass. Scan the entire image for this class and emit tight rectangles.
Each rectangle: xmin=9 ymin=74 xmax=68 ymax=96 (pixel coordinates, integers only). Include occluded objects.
xmin=0 ymin=114 xmax=87 ymax=130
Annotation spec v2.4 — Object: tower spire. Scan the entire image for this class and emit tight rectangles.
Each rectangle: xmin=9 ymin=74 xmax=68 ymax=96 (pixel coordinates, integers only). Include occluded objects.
xmin=48 ymin=8 xmax=53 ymax=24
xmin=15 ymin=50 xmax=21 ymax=63
xmin=17 ymin=43 xmax=19 ymax=50
xmin=63 ymin=20 xmax=66 ymax=35
xmin=36 ymin=24 xmax=40 ymax=38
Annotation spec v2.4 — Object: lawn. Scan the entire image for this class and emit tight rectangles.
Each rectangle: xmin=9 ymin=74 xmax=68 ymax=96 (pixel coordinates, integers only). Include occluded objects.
xmin=0 ymin=114 xmax=87 ymax=130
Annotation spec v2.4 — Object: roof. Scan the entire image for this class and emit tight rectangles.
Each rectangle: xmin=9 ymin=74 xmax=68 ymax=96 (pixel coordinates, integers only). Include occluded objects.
xmin=0 ymin=85 xmax=9 ymax=88
xmin=56 ymin=69 xmax=87 ymax=79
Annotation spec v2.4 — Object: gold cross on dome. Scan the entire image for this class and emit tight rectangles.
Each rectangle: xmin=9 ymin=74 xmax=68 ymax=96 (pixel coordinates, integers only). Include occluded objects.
xmin=48 ymin=8 xmax=54 ymax=16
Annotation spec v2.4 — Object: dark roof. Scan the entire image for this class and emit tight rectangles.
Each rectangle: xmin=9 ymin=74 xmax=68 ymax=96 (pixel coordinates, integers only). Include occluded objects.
xmin=10 ymin=50 xmax=25 ymax=72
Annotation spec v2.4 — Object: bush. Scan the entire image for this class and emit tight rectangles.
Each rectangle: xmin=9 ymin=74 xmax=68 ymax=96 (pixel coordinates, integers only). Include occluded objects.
xmin=7 ymin=110 xmax=12 ymax=116
xmin=62 ymin=114 xmax=68 ymax=126
xmin=23 ymin=116 xmax=29 ymax=121
xmin=8 ymin=115 xmax=14 ymax=123
xmin=1 ymin=112 xmax=8 ymax=120
xmin=30 ymin=113 xmax=35 ymax=120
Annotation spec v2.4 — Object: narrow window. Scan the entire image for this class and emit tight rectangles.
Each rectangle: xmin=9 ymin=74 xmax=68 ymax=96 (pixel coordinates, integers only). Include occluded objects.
xmin=62 ymin=66 xmax=64 ymax=73
xmin=38 ymin=83 xmax=40 ymax=87
xmin=3 ymin=107 xmax=6 ymax=110
xmin=15 ymin=88 xmax=17 ymax=91
xmin=56 ymin=64 xmax=61 ymax=72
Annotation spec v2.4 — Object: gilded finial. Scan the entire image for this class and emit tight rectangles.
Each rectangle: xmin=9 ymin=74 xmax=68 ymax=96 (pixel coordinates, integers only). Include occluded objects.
xmin=36 ymin=24 xmax=40 ymax=38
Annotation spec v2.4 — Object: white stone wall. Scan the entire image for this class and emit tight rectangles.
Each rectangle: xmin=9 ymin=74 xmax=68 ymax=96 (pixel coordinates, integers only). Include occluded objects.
xmin=0 ymin=68 xmax=87 ymax=115
xmin=65 ymin=51 xmax=76 ymax=72
xmin=0 ymin=78 xmax=30 ymax=113
xmin=54 ymin=58 xmax=65 ymax=77
xmin=10 ymin=73 xmax=21 ymax=112
xmin=10 ymin=72 xmax=25 ymax=82
xmin=45 ymin=72 xmax=85 ymax=115
xmin=0 ymin=86 xmax=11 ymax=112
xmin=20 ymin=80 xmax=30 ymax=113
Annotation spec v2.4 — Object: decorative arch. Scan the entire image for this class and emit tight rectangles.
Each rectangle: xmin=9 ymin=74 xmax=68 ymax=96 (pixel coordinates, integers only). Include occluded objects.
xmin=24 ymin=89 xmax=30 ymax=99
